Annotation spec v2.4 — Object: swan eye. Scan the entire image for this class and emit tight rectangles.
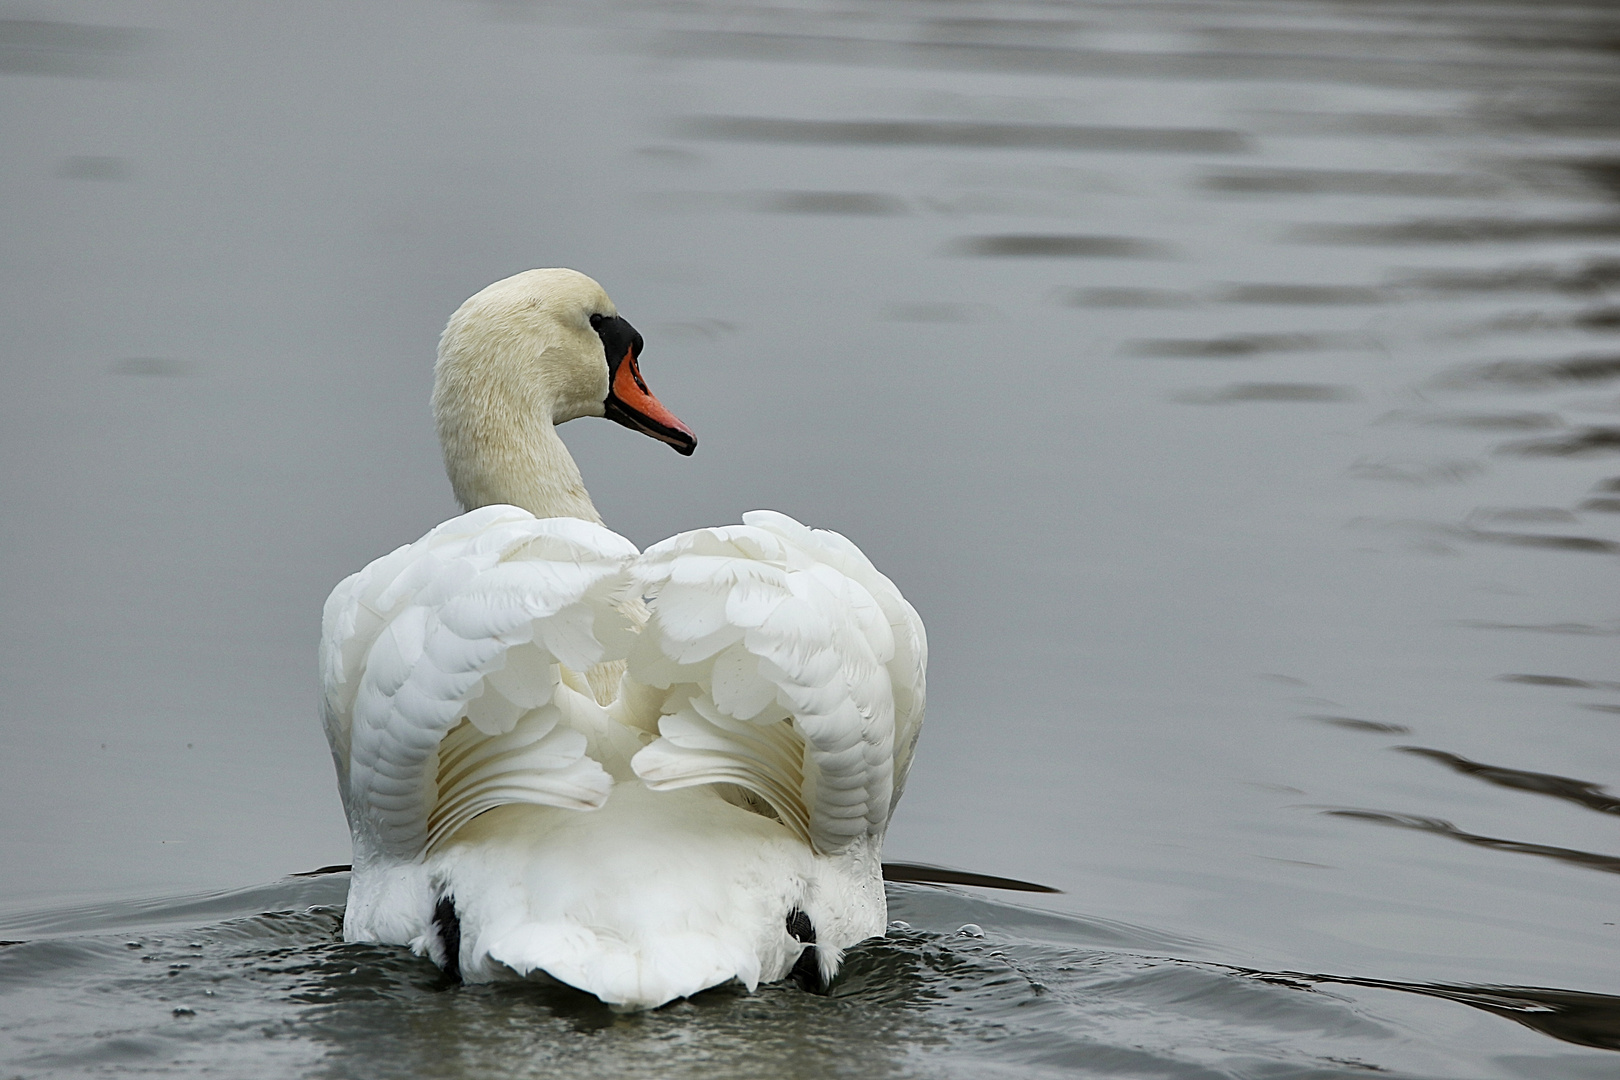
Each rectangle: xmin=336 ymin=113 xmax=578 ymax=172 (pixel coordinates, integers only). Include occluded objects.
xmin=589 ymin=313 xmax=606 ymax=330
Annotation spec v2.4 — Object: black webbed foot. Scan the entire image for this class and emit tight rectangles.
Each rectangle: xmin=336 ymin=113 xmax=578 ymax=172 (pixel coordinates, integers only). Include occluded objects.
xmin=785 ymin=908 xmax=822 ymax=993
xmin=433 ymin=896 xmax=463 ymax=983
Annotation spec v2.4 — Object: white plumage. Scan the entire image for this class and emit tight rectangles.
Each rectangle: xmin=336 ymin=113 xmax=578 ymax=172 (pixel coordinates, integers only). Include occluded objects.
xmin=319 ymin=269 xmax=925 ymax=1010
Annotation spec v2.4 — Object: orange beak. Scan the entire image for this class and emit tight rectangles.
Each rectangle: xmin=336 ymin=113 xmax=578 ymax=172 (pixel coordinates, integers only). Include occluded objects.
xmin=604 ymin=347 xmax=697 ymax=455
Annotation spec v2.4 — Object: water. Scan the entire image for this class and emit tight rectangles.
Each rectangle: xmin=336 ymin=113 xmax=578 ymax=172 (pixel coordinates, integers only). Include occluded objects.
xmin=6 ymin=875 xmax=1615 ymax=1079
xmin=2 ymin=0 xmax=1618 ymax=1075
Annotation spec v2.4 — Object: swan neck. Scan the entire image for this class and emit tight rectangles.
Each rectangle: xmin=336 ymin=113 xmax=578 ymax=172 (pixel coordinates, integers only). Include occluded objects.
xmin=439 ymin=410 xmax=603 ymax=524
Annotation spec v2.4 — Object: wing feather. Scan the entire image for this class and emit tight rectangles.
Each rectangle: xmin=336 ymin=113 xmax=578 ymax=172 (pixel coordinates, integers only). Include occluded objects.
xmin=319 ymin=506 xmax=640 ymax=861
xmin=628 ymin=513 xmax=926 ymax=855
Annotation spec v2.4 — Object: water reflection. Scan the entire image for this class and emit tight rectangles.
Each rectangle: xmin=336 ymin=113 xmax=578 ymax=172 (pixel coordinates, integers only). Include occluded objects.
xmin=1499 ymin=674 xmax=1618 ymax=689
xmin=1499 ymin=427 xmax=1620 ymax=459
xmin=0 ymin=18 xmax=150 ymax=78
xmin=1396 ymin=258 xmax=1620 ymax=296
xmin=1126 ymin=333 xmax=1357 ymax=358
xmin=759 ymin=192 xmax=904 ymax=215
xmin=655 ymin=21 xmax=1618 ymax=93
xmin=55 ymin=155 xmax=131 ymax=181
xmin=1322 ymin=810 xmax=1620 ymax=876
xmin=1396 ymin=748 xmax=1620 ymax=817
xmin=954 ymin=234 xmax=1171 ymax=258
xmin=1065 ymin=287 xmax=1194 ymax=308
xmin=676 ymin=115 xmax=1249 ymax=154
xmin=1201 ymin=168 xmax=1498 ymax=198
xmin=1242 ymin=972 xmax=1620 ymax=1054
xmin=1459 ymin=525 xmax=1619 ymax=554
xmin=1379 ymin=411 xmax=1562 ymax=437
xmin=1297 ymin=214 xmax=1620 ymax=245
xmin=883 ymin=302 xmax=987 ymax=323
xmin=1306 ymin=716 xmax=1412 ymax=736
xmin=1172 ymin=383 xmax=1359 ymax=405
xmin=1214 ymin=284 xmax=1387 ymax=305
xmin=1478 ymin=307 xmax=1620 ymax=334
xmin=1437 ymin=355 xmax=1620 ymax=390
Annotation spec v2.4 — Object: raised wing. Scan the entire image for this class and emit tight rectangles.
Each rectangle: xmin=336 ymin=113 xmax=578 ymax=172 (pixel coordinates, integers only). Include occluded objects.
xmin=627 ymin=511 xmax=926 ymax=855
xmin=319 ymin=505 xmax=640 ymax=861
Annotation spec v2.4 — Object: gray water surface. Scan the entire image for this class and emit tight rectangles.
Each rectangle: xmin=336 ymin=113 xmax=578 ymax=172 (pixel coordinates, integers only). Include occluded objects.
xmin=2 ymin=1 xmax=1619 ymax=1076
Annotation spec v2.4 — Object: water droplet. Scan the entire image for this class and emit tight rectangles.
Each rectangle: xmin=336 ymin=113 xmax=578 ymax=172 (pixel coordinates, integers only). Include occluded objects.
xmin=172 ymin=1006 xmax=195 ymax=1017
xmin=188 ymin=942 xmax=203 ymax=949
xmin=956 ymin=923 xmax=984 ymax=938
xmin=125 ymin=941 xmax=142 ymax=950
xmin=887 ymin=920 xmax=910 ymax=932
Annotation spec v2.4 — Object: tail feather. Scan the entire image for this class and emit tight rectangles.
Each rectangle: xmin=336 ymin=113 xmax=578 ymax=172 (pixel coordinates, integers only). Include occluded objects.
xmin=429 ymin=785 xmax=840 ymax=1009
xmin=349 ymin=783 xmax=886 ymax=1010
xmin=486 ymin=922 xmax=765 ymax=1007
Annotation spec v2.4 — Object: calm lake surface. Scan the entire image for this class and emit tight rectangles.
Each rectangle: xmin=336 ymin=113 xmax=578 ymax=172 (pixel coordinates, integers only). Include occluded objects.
xmin=3 ymin=1 xmax=1619 ymax=1075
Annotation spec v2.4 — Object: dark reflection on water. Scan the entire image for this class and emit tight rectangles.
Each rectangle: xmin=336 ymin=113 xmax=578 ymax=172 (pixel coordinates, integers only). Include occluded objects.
xmin=1458 ymin=526 xmax=1619 ymax=553
xmin=1499 ymin=427 xmax=1620 ymax=459
xmin=655 ymin=24 xmax=1620 ymax=92
xmin=1397 ymin=258 xmax=1620 ymax=296
xmin=1202 ymin=167 xmax=1500 ymax=198
xmin=1242 ymin=972 xmax=1620 ymax=1055
xmin=1322 ymin=810 xmax=1620 ymax=877
xmin=1396 ymin=749 xmax=1620 ymax=817
xmin=0 ymin=18 xmax=151 ymax=78
xmin=1404 ymin=411 xmax=1566 ymax=431
xmin=1478 ymin=305 xmax=1620 ymax=333
xmin=1499 ymin=674 xmax=1616 ymax=689
xmin=1307 ymin=716 xmax=1412 ymax=735
xmin=761 ymin=191 xmax=905 ymax=216
xmin=677 ymin=116 xmax=1250 ymax=154
xmin=1297 ymin=215 xmax=1620 ymax=245
xmin=56 ymin=154 xmax=132 ymax=181
xmin=1461 ymin=621 xmax=1620 ymax=636
xmin=1172 ymin=383 xmax=1359 ymax=404
xmin=880 ymin=862 xmax=1062 ymax=894
xmin=1126 ymin=333 xmax=1357 ymax=358
xmin=1214 ymin=284 xmax=1388 ymax=306
xmin=956 ymin=233 xmax=1172 ymax=258
xmin=1437 ymin=354 xmax=1620 ymax=389
xmin=1066 ymin=287 xmax=1196 ymax=308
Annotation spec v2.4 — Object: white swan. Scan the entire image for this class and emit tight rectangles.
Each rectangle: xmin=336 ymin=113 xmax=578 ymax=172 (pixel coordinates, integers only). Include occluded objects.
xmin=319 ymin=269 xmax=926 ymax=1010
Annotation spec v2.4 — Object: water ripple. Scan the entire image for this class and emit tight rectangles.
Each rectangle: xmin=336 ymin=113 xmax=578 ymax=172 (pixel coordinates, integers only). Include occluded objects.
xmin=8 ymin=880 xmax=1617 ymax=1077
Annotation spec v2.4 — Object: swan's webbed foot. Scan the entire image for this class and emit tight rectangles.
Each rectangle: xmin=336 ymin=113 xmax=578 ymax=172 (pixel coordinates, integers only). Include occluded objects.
xmin=785 ymin=909 xmax=822 ymax=993
xmin=433 ymin=896 xmax=463 ymax=983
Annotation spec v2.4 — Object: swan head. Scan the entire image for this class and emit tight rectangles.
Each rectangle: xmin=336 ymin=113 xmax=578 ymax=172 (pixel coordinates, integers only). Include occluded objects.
xmin=433 ymin=268 xmax=696 ymax=515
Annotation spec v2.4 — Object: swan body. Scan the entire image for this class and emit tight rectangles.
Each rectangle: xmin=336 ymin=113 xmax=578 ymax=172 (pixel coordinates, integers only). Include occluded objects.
xmin=319 ymin=270 xmax=925 ymax=1010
